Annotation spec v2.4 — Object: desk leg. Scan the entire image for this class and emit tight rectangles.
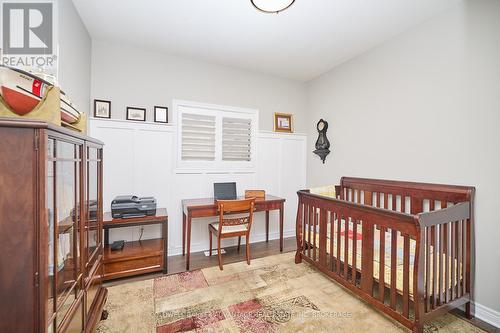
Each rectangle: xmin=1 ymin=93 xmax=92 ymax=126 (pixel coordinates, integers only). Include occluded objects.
xmin=186 ymin=214 xmax=192 ymax=271
xmin=162 ymin=220 xmax=168 ymax=274
xmin=182 ymin=213 xmax=186 ymax=256
xmin=265 ymin=211 xmax=270 ymax=242
xmin=279 ymin=204 xmax=284 ymax=252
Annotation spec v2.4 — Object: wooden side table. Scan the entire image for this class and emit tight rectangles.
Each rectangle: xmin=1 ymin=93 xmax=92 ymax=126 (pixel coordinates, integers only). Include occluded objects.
xmin=102 ymin=208 xmax=168 ymax=280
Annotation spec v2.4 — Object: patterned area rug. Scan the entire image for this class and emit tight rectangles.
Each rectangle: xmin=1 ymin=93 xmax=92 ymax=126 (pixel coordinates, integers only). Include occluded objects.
xmin=97 ymin=252 xmax=484 ymax=333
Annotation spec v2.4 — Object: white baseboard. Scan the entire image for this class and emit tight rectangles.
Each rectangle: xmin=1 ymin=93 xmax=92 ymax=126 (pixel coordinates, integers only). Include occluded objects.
xmin=474 ymin=302 xmax=500 ymax=328
xmin=168 ymin=229 xmax=295 ymax=256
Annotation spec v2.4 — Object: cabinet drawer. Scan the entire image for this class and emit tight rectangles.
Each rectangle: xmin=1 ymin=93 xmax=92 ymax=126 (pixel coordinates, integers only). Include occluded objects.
xmin=103 ymin=255 xmax=162 ymax=280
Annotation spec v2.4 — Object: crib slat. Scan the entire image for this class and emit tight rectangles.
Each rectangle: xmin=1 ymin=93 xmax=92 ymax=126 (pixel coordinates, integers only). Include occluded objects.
xmin=432 ymin=225 xmax=438 ymax=308
xmin=444 ymin=222 xmax=449 ymax=303
xmin=352 ymin=220 xmax=358 ymax=284
xmin=378 ymin=227 xmax=385 ymax=303
xmin=319 ymin=208 xmax=327 ymax=267
xmin=451 ymin=221 xmax=456 ymax=300
xmin=314 ymin=207 xmax=319 ymax=262
xmin=439 ymin=222 xmax=444 ymax=305
xmin=411 ymin=197 xmax=423 ymax=215
xmin=466 ymin=218 xmax=471 ymax=298
xmin=303 ymin=203 xmax=307 ymax=256
xmin=403 ymin=235 xmax=410 ymax=318
xmin=336 ymin=213 xmax=342 ymax=275
xmin=428 ymin=199 xmax=438 ymax=306
xmin=365 ymin=191 xmax=372 ymax=206
xmin=308 ymin=205 xmax=312 ymax=258
xmin=425 ymin=227 xmax=431 ymax=311
xmin=330 ymin=211 xmax=334 ymax=271
xmin=344 ymin=217 xmax=350 ymax=279
xmin=384 ymin=193 xmax=388 ymax=209
xmin=302 ymin=203 xmax=307 ymax=256
xmin=361 ymin=222 xmax=374 ymax=295
xmin=462 ymin=219 xmax=467 ymax=298
xmin=390 ymin=229 xmax=397 ymax=309
xmin=456 ymin=220 xmax=461 ymax=297
xmin=401 ymin=195 xmax=406 ymax=213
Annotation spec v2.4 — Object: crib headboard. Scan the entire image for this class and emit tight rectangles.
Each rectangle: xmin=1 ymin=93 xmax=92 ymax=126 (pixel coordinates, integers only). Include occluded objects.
xmin=339 ymin=177 xmax=475 ymax=214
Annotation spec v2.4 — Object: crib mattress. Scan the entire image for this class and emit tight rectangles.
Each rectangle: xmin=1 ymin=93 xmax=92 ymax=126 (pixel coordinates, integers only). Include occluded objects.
xmin=303 ymin=222 xmax=460 ymax=297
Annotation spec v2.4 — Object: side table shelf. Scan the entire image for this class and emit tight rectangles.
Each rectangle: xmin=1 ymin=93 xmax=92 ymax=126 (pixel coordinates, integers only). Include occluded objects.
xmin=102 ymin=208 xmax=168 ymax=281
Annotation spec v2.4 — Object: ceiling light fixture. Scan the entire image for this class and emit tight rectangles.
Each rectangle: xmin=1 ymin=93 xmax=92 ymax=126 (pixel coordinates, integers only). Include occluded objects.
xmin=251 ymin=0 xmax=295 ymax=14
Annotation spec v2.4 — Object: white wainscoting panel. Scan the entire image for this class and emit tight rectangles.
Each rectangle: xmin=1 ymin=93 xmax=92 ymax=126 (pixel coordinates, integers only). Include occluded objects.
xmin=89 ymin=119 xmax=306 ymax=256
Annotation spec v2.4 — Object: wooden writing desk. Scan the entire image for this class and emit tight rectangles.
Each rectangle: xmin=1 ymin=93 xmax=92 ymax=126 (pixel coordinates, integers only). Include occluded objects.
xmin=182 ymin=195 xmax=285 ymax=270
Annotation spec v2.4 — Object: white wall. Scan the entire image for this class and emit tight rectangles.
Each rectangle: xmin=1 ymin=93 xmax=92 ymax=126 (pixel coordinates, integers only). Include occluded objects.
xmin=306 ymin=0 xmax=500 ymax=322
xmin=57 ymin=0 xmax=91 ymax=114
xmin=90 ymin=40 xmax=308 ymax=132
xmin=89 ymin=118 xmax=307 ymax=256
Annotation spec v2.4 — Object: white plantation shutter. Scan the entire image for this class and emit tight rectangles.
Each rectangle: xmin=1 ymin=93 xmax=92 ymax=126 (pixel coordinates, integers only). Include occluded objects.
xmin=222 ymin=117 xmax=252 ymax=161
xmin=181 ymin=113 xmax=216 ymax=161
xmin=176 ymin=101 xmax=257 ymax=172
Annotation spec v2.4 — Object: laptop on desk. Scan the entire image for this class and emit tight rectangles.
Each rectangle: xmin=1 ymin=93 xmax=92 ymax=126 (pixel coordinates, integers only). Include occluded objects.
xmin=214 ymin=182 xmax=237 ymax=200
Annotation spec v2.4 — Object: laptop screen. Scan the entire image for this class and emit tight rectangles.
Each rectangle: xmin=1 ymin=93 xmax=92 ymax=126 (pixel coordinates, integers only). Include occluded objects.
xmin=214 ymin=182 xmax=237 ymax=200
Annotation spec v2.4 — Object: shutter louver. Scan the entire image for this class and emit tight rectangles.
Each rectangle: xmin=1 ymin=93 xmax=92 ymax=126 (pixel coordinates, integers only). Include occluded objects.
xmin=222 ymin=117 xmax=251 ymax=161
xmin=181 ymin=113 xmax=216 ymax=161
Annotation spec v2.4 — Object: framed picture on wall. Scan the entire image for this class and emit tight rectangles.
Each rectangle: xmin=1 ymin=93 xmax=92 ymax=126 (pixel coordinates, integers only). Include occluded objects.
xmin=274 ymin=113 xmax=293 ymax=133
xmin=154 ymin=106 xmax=168 ymax=123
xmin=126 ymin=107 xmax=146 ymax=121
xmin=94 ymin=99 xmax=111 ymax=118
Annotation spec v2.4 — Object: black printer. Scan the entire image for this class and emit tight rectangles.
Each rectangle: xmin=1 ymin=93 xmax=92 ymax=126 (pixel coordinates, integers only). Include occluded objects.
xmin=111 ymin=195 xmax=157 ymax=218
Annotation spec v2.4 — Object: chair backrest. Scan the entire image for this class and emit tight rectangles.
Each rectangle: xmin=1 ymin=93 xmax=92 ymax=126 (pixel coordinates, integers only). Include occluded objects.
xmin=216 ymin=198 xmax=255 ymax=233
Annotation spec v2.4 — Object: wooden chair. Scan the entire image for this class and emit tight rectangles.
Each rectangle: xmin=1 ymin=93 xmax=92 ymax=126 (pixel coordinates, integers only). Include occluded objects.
xmin=208 ymin=198 xmax=255 ymax=270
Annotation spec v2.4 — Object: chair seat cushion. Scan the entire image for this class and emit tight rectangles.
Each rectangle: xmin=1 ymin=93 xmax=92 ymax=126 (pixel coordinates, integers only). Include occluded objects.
xmin=210 ymin=222 xmax=248 ymax=234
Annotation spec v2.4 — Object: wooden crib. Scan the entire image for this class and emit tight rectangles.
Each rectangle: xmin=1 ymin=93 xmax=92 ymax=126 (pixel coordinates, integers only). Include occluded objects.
xmin=295 ymin=177 xmax=475 ymax=333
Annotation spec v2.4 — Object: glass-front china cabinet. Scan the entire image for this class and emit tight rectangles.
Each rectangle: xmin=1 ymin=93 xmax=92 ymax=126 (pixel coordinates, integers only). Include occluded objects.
xmin=0 ymin=119 xmax=107 ymax=333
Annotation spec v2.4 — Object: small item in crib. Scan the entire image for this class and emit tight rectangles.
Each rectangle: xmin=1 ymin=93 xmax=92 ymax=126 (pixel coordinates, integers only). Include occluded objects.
xmin=110 ymin=240 xmax=125 ymax=251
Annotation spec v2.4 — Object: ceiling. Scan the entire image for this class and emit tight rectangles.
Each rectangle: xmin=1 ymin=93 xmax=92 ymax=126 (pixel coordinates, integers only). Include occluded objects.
xmin=72 ymin=0 xmax=461 ymax=82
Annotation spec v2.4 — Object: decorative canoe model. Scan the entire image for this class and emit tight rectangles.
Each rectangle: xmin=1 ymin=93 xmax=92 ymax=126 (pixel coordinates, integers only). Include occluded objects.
xmin=0 ymin=66 xmax=82 ymax=124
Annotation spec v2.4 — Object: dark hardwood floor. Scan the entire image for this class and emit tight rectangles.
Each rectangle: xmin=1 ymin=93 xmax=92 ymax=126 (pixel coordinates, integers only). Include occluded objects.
xmin=169 ymin=237 xmax=296 ymax=275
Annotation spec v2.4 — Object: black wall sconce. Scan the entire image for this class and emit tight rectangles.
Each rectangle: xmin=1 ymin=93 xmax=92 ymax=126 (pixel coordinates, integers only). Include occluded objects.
xmin=313 ymin=119 xmax=331 ymax=163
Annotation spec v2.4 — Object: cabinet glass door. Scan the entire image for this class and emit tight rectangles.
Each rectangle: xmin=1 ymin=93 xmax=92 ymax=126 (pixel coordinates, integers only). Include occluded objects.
xmin=85 ymin=146 xmax=102 ymax=274
xmin=47 ymin=138 xmax=83 ymax=330
xmin=47 ymin=139 xmax=55 ymax=328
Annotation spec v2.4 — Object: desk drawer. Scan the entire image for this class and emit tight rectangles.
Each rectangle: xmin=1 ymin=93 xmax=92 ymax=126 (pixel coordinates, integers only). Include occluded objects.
xmin=103 ymin=255 xmax=162 ymax=280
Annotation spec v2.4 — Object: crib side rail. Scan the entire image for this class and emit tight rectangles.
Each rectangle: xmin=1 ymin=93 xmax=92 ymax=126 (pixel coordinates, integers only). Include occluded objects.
xmin=340 ymin=177 xmax=472 ymax=205
xmin=295 ymin=190 xmax=421 ymax=330
xmin=415 ymin=201 xmax=473 ymax=322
